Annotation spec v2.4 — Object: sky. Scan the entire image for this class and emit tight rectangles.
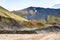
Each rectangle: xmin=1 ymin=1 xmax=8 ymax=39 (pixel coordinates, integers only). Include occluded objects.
xmin=0 ymin=0 xmax=60 ymax=11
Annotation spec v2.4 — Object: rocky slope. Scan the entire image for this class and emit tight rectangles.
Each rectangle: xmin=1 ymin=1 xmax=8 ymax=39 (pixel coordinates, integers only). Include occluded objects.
xmin=0 ymin=6 xmax=29 ymax=30
xmin=12 ymin=7 xmax=60 ymax=20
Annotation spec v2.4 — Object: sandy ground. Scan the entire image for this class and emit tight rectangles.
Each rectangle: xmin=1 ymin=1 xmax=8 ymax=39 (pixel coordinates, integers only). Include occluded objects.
xmin=0 ymin=32 xmax=60 ymax=40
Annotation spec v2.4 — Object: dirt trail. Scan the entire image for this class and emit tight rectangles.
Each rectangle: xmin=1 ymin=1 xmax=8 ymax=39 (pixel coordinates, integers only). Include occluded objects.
xmin=0 ymin=32 xmax=60 ymax=40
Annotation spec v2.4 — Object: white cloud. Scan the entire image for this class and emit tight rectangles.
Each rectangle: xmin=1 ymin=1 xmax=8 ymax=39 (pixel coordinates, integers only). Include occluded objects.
xmin=0 ymin=0 xmax=6 ymax=3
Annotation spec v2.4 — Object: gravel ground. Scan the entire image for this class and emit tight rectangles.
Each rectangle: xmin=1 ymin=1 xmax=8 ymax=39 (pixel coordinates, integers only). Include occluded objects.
xmin=0 ymin=32 xmax=60 ymax=40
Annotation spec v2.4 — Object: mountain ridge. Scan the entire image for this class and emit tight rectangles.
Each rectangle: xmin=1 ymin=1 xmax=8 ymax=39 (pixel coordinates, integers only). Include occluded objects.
xmin=0 ymin=6 xmax=28 ymax=22
xmin=12 ymin=6 xmax=60 ymax=20
xmin=0 ymin=6 xmax=29 ymax=30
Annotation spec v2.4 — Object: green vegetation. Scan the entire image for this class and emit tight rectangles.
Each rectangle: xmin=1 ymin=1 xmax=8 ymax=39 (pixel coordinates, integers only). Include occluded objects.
xmin=23 ymin=21 xmax=33 ymax=28
xmin=0 ymin=6 xmax=60 ymax=29
xmin=1 ymin=17 xmax=11 ymax=24
xmin=47 ymin=16 xmax=60 ymax=25
xmin=0 ymin=6 xmax=28 ymax=23
xmin=0 ymin=6 xmax=29 ymax=28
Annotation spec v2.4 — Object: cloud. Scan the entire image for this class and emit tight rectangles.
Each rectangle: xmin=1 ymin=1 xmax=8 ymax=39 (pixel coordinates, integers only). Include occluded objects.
xmin=52 ymin=4 xmax=60 ymax=8
xmin=54 ymin=4 xmax=60 ymax=7
xmin=0 ymin=0 xmax=6 ymax=3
